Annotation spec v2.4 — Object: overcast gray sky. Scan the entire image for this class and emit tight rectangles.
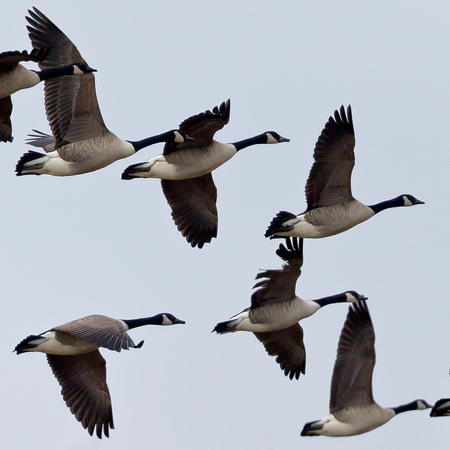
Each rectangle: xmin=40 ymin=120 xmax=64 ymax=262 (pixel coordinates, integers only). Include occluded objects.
xmin=1 ymin=1 xmax=449 ymax=449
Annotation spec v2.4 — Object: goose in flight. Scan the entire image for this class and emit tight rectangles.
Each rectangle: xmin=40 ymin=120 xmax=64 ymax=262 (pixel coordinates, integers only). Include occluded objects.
xmin=16 ymin=7 xmax=188 ymax=176
xmin=265 ymin=106 xmax=423 ymax=239
xmin=14 ymin=313 xmax=185 ymax=438
xmin=0 ymin=46 xmax=94 ymax=143
xmin=213 ymin=237 xmax=365 ymax=379
xmin=122 ymin=99 xmax=289 ymax=248
xmin=301 ymin=299 xmax=430 ymax=436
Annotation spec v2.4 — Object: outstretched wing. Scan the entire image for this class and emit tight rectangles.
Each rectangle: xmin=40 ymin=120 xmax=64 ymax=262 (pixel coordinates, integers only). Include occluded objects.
xmin=47 ymin=351 xmax=114 ymax=438
xmin=26 ymin=7 xmax=106 ymax=149
xmin=163 ymin=99 xmax=230 ymax=155
xmin=254 ymin=323 xmax=306 ymax=380
xmin=0 ymin=48 xmax=48 ymax=72
xmin=0 ymin=97 xmax=13 ymax=142
xmin=330 ymin=299 xmax=375 ymax=414
xmin=305 ymin=105 xmax=355 ymax=210
xmin=251 ymin=238 xmax=303 ymax=308
xmin=161 ymin=174 xmax=218 ymax=248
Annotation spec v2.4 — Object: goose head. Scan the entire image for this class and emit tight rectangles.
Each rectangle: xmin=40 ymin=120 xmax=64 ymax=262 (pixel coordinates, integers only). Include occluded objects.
xmin=72 ymin=62 xmax=97 ymax=75
xmin=415 ymin=399 xmax=432 ymax=410
xmin=265 ymin=131 xmax=290 ymax=144
xmin=160 ymin=313 xmax=186 ymax=325
xmin=401 ymin=194 xmax=425 ymax=207
xmin=172 ymin=130 xmax=194 ymax=144
xmin=344 ymin=291 xmax=368 ymax=303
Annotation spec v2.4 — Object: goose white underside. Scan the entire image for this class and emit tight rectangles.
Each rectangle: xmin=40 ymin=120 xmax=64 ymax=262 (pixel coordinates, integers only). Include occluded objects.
xmin=127 ymin=141 xmax=237 ymax=180
xmin=20 ymin=134 xmax=135 ymax=176
xmin=304 ymin=407 xmax=394 ymax=437
xmin=225 ymin=299 xmax=320 ymax=333
xmin=278 ymin=203 xmax=375 ymax=238
xmin=23 ymin=331 xmax=99 ymax=355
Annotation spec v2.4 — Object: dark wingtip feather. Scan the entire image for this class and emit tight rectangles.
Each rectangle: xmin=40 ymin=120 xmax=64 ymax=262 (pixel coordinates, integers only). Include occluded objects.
xmin=275 ymin=237 xmax=303 ymax=264
xmin=0 ymin=129 xmax=13 ymax=143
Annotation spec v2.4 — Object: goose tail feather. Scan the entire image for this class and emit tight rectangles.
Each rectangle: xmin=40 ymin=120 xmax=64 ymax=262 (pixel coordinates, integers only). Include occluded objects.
xmin=265 ymin=211 xmax=297 ymax=238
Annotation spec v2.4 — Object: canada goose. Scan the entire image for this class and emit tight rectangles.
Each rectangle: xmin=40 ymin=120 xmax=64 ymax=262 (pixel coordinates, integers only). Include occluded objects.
xmin=15 ymin=7 xmax=189 ymax=176
xmin=301 ymin=300 xmax=431 ymax=437
xmin=14 ymin=313 xmax=185 ymax=438
xmin=265 ymin=106 xmax=424 ymax=239
xmin=212 ymin=237 xmax=366 ymax=379
xmin=122 ymin=99 xmax=289 ymax=248
xmin=430 ymin=399 xmax=450 ymax=417
xmin=0 ymin=47 xmax=95 ymax=143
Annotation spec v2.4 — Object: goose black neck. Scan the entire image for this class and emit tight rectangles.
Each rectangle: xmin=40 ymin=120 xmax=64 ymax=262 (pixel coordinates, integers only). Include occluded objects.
xmin=368 ymin=196 xmax=404 ymax=214
xmin=313 ymin=292 xmax=348 ymax=308
xmin=37 ymin=65 xmax=76 ymax=81
xmin=122 ymin=316 xmax=162 ymax=329
xmin=127 ymin=131 xmax=173 ymax=152
xmin=232 ymin=134 xmax=267 ymax=152
xmin=391 ymin=401 xmax=419 ymax=415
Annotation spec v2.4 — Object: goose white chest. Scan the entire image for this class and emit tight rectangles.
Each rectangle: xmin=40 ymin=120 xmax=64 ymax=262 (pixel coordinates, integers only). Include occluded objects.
xmin=0 ymin=65 xmax=40 ymax=98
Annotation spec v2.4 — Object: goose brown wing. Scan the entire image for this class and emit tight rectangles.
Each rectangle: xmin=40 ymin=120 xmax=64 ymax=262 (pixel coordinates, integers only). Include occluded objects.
xmin=161 ymin=174 xmax=218 ymax=248
xmin=0 ymin=97 xmax=13 ymax=142
xmin=251 ymin=238 xmax=303 ymax=308
xmin=163 ymin=99 xmax=230 ymax=156
xmin=305 ymin=105 xmax=355 ymax=210
xmin=0 ymin=48 xmax=48 ymax=72
xmin=254 ymin=324 xmax=306 ymax=380
xmin=47 ymin=351 xmax=114 ymax=438
xmin=54 ymin=315 xmax=136 ymax=352
xmin=330 ymin=299 xmax=375 ymax=414
xmin=26 ymin=7 xmax=106 ymax=149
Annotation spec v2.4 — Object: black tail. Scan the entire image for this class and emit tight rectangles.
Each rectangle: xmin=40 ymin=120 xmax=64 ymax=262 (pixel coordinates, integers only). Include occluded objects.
xmin=212 ymin=321 xmax=230 ymax=334
xmin=300 ymin=419 xmax=322 ymax=436
xmin=212 ymin=318 xmax=240 ymax=334
xmin=15 ymin=150 xmax=46 ymax=176
xmin=121 ymin=163 xmax=142 ymax=180
xmin=265 ymin=211 xmax=296 ymax=238
xmin=14 ymin=335 xmax=42 ymax=354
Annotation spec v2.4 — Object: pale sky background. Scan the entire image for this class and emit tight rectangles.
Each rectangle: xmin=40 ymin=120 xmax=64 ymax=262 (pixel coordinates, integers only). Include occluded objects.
xmin=1 ymin=1 xmax=449 ymax=449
